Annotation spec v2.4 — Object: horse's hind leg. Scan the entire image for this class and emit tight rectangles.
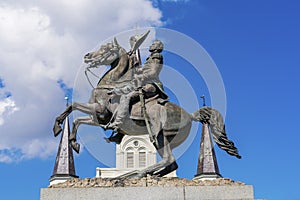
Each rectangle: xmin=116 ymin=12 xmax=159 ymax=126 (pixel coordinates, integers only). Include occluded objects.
xmin=69 ymin=115 xmax=101 ymax=153
xmin=137 ymin=131 xmax=176 ymax=177
xmin=151 ymin=133 xmax=178 ymax=177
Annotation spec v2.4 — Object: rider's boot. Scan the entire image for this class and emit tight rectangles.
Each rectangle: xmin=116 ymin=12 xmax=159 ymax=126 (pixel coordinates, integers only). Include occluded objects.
xmin=105 ymin=105 xmax=128 ymax=131
xmin=106 ymin=93 xmax=131 ymax=130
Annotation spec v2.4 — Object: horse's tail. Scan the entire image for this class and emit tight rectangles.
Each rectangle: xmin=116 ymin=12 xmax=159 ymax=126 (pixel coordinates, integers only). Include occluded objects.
xmin=191 ymin=107 xmax=241 ymax=159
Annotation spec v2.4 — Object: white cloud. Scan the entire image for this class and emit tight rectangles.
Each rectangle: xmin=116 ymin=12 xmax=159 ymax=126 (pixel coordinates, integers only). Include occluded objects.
xmin=0 ymin=153 xmax=14 ymax=163
xmin=0 ymin=0 xmax=162 ymax=162
xmin=0 ymin=97 xmax=19 ymax=126
xmin=162 ymin=0 xmax=189 ymax=2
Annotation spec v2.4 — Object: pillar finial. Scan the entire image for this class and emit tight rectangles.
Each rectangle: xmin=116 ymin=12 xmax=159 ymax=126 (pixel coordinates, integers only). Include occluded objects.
xmin=64 ymin=96 xmax=69 ymax=107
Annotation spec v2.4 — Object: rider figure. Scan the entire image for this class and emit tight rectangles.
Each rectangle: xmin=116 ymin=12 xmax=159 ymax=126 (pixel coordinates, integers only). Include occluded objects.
xmin=105 ymin=40 xmax=168 ymax=140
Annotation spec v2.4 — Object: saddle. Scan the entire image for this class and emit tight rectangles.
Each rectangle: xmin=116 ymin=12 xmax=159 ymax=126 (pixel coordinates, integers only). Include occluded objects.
xmin=130 ymin=99 xmax=190 ymax=132
xmin=129 ymin=94 xmax=165 ymax=120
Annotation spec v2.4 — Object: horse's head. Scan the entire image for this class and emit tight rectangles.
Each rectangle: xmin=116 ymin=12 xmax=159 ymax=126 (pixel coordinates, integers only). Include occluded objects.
xmin=84 ymin=38 xmax=126 ymax=68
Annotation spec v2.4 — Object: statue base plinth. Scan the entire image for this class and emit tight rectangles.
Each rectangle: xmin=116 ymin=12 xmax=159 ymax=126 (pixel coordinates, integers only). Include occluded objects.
xmin=193 ymin=172 xmax=222 ymax=181
xmin=41 ymin=177 xmax=254 ymax=200
xmin=49 ymin=174 xmax=79 ymax=186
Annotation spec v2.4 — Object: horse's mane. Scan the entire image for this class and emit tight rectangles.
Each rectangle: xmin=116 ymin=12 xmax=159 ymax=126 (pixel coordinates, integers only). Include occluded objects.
xmin=96 ymin=46 xmax=130 ymax=87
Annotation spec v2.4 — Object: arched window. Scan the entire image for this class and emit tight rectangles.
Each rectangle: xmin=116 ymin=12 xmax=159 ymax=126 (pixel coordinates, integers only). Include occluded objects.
xmin=138 ymin=152 xmax=146 ymax=168
xmin=138 ymin=147 xmax=146 ymax=168
xmin=126 ymin=147 xmax=134 ymax=168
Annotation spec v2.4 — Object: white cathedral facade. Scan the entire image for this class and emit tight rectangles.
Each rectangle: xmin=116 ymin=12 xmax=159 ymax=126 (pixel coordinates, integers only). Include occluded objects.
xmin=96 ymin=135 xmax=176 ymax=178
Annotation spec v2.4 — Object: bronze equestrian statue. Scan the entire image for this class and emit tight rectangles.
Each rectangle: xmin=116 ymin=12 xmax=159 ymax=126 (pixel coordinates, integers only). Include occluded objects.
xmin=53 ymin=32 xmax=241 ymax=178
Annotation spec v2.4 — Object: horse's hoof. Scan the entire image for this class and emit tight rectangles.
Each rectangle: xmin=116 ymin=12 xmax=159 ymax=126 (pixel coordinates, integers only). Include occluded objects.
xmin=53 ymin=122 xmax=62 ymax=137
xmin=133 ymin=172 xmax=146 ymax=178
xmin=71 ymin=141 xmax=80 ymax=153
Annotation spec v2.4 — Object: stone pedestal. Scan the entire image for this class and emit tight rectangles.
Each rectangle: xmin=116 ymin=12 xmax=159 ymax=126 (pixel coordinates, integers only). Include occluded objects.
xmin=41 ymin=177 xmax=254 ymax=200
xmin=41 ymin=185 xmax=254 ymax=200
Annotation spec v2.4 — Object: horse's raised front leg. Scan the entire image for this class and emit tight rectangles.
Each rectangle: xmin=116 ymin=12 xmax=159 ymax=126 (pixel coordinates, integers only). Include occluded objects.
xmin=53 ymin=102 xmax=100 ymax=137
xmin=53 ymin=105 xmax=72 ymax=136
xmin=69 ymin=115 xmax=102 ymax=153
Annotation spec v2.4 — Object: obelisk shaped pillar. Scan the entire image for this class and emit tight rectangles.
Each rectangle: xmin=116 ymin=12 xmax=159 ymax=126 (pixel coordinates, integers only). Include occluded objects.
xmin=193 ymin=122 xmax=222 ymax=180
xmin=49 ymin=116 xmax=78 ymax=185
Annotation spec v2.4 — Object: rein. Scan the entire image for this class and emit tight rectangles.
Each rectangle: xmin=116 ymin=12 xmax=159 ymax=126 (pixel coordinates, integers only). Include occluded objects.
xmin=84 ymin=68 xmax=98 ymax=89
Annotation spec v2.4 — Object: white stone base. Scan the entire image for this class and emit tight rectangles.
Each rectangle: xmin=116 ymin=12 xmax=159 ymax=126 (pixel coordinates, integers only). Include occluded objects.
xmin=49 ymin=175 xmax=78 ymax=186
xmin=193 ymin=173 xmax=222 ymax=181
xmin=96 ymin=167 xmax=131 ymax=178
xmin=41 ymin=185 xmax=254 ymax=200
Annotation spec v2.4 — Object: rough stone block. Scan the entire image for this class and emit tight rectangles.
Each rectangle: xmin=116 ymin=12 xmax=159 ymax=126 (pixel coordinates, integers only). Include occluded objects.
xmin=185 ymin=185 xmax=254 ymax=200
xmin=41 ymin=187 xmax=185 ymax=200
xmin=41 ymin=185 xmax=254 ymax=200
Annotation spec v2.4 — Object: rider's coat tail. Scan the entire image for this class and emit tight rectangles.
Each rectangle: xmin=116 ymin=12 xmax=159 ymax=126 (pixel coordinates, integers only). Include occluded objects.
xmin=191 ymin=107 xmax=241 ymax=159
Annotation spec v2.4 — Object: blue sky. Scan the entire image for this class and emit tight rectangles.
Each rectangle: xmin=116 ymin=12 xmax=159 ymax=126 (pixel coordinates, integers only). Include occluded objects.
xmin=1 ymin=0 xmax=300 ymax=199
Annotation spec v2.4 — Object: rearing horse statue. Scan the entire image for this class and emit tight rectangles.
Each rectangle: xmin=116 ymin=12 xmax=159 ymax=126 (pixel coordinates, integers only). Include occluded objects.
xmin=53 ymin=37 xmax=241 ymax=178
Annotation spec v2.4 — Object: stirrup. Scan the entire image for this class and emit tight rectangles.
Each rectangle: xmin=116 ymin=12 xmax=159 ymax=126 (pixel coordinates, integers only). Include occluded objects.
xmin=105 ymin=121 xmax=120 ymax=132
xmin=103 ymin=122 xmax=111 ymax=130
